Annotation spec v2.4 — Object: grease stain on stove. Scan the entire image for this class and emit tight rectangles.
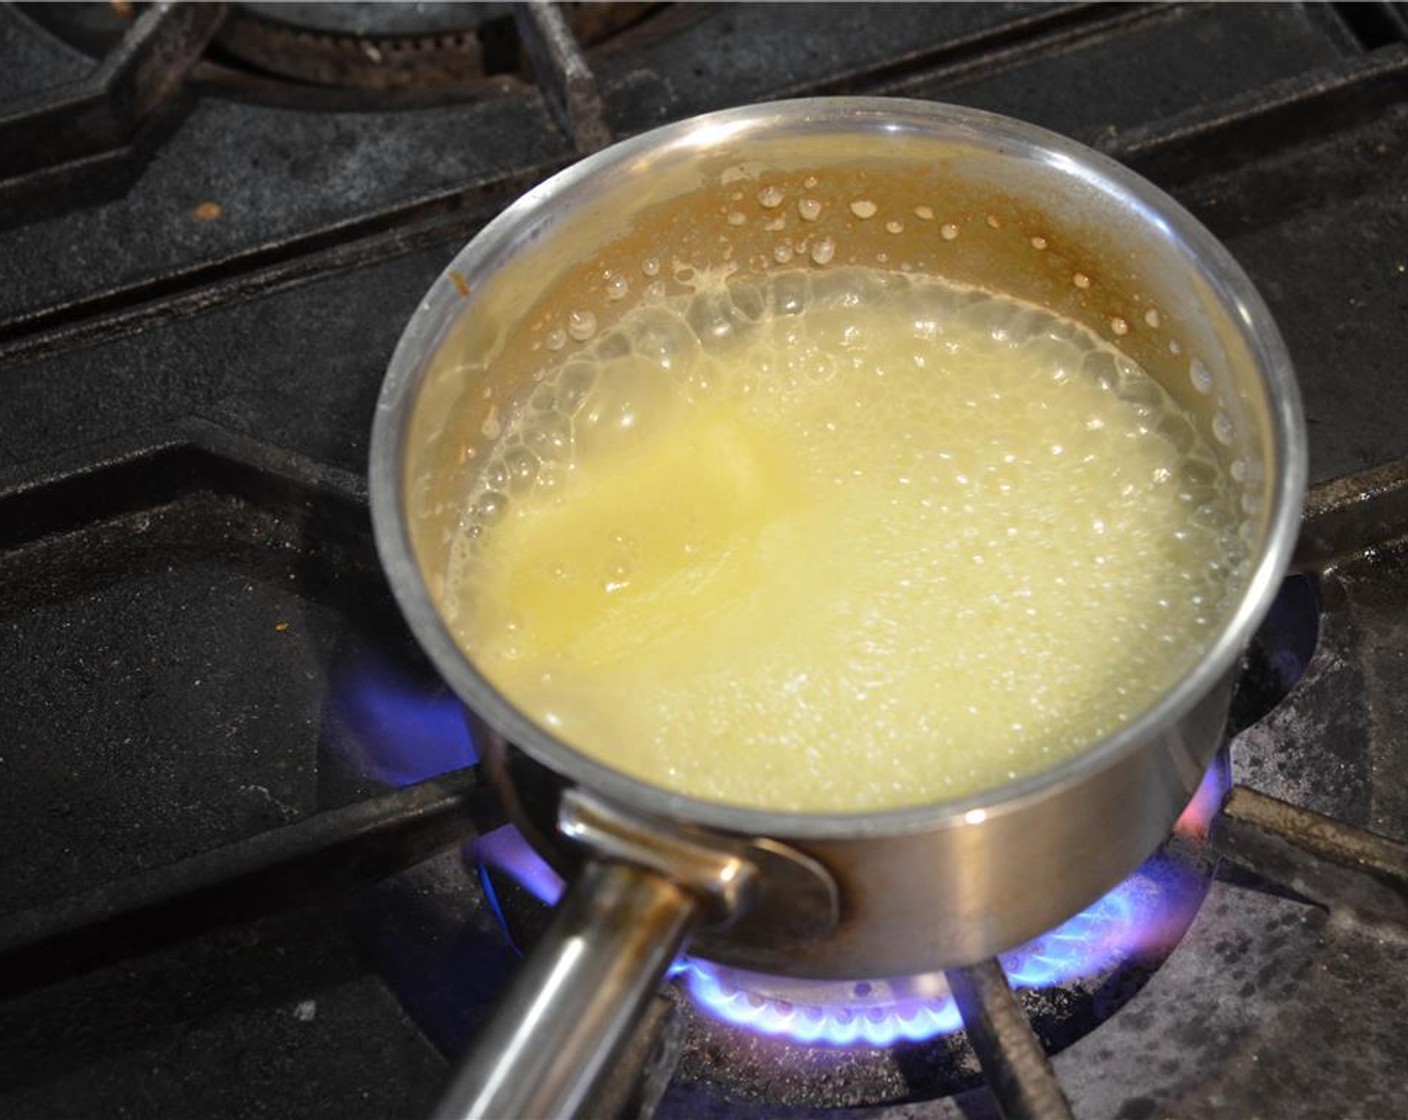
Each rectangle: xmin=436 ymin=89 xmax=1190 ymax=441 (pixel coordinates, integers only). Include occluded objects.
xmin=1230 ymin=575 xmax=1374 ymax=828
xmin=1211 ymin=933 xmax=1253 ymax=964
xmin=1116 ymin=1096 xmax=1159 ymax=1120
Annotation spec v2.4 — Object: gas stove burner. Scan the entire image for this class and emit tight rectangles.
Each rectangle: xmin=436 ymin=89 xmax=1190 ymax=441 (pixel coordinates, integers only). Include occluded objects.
xmin=233 ymin=2 xmax=665 ymax=45
xmin=235 ymin=3 xmax=521 ymax=39
xmin=16 ymin=2 xmax=682 ymax=106
xmin=1225 ymin=572 xmax=1320 ymax=738
xmin=214 ymin=2 xmax=528 ymax=94
xmin=471 ymin=760 xmax=1220 ymax=1106
xmin=475 ymin=830 xmax=1215 ymax=1107
xmin=212 ymin=1 xmax=683 ymax=99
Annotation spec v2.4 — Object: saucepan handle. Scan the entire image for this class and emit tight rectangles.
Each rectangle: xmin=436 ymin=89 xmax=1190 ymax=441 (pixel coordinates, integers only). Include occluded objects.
xmin=432 ymin=859 xmax=702 ymax=1120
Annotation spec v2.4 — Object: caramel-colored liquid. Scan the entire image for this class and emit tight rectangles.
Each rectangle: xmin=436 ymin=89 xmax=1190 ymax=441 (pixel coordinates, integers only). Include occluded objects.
xmin=447 ymin=269 xmax=1241 ymax=811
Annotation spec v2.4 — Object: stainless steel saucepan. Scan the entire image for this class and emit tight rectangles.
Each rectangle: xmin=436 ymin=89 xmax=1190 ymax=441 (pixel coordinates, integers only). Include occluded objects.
xmin=368 ymin=98 xmax=1306 ymax=1119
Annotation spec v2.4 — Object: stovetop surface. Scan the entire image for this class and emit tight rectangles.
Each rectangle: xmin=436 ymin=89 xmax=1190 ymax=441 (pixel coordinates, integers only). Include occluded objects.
xmin=2 ymin=3 xmax=1407 ymax=1118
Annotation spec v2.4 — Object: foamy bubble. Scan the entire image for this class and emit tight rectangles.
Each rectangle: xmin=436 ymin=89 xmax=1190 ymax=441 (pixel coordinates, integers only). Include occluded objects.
xmin=730 ymin=282 xmax=767 ymax=321
xmin=758 ymin=185 xmax=785 ymax=209
xmin=567 ymin=309 xmax=597 ymax=342
xmin=1212 ymin=410 xmax=1236 ymax=446
xmin=773 ymin=272 xmax=808 ymax=316
xmin=1189 ymin=357 xmax=1213 ymax=395
xmin=504 ymin=446 xmax=540 ymax=493
xmin=524 ymin=414 xmax=572 ymax=461
xmin=482 ymin=459 xmax=507 ymax=490
xmin=632 ymin=305 xmax=702 ymax=374
xmin=471 ymin=490 xmax=509 ymax=525
xmin=685 ymin=291 xmax=746 ymax=351
xmin=557 ymin=360 xmax=596 ymax=414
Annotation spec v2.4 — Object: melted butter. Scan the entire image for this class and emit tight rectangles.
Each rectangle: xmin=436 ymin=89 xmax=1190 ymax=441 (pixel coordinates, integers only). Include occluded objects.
xmin=447 ymin=269 xmax=1242 ymax=812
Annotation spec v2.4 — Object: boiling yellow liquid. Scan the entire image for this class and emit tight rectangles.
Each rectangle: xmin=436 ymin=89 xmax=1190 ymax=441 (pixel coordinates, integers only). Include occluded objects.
xmin=448 ymin=269 xmax=1241 ymax=812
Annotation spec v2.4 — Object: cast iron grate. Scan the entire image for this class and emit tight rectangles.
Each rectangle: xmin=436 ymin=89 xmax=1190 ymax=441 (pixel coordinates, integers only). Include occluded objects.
xmin=4 ymin=4 xmax=1408 ymax=1118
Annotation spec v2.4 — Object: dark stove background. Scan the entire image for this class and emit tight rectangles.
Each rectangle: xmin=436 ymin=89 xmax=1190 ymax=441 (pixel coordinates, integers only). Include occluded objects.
xmin=2 ymin=4 xmax=1408 ymax=1118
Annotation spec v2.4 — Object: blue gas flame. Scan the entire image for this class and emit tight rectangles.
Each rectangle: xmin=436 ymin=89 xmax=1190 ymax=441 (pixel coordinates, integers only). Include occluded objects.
xmin=664 ymin=868 xmax=1171 ymax=1047
xmin=325 ymin=653 xmax=477 ymax=787
xmin=668 ymin=960 xmax=966 ymax=1044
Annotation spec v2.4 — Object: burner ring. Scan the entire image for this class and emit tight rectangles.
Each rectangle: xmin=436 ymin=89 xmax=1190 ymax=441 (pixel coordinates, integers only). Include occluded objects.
xmin=16 ymin=1 xmax=688 ymax=107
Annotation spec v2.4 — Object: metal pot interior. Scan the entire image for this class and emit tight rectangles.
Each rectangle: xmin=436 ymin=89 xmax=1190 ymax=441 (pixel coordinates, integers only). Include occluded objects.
xmin=371 ymin=97 xmax=1304 ymax=843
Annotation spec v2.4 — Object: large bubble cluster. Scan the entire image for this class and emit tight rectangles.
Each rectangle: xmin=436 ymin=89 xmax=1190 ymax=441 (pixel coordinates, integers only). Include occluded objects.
xmin=446 ymin=268 xmax=1246 ymax=812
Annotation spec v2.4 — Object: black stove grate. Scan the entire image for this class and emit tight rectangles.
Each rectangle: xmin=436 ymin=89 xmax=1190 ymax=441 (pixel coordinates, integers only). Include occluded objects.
xmin=3 ymin=4 xmax=1408 ymax=1118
